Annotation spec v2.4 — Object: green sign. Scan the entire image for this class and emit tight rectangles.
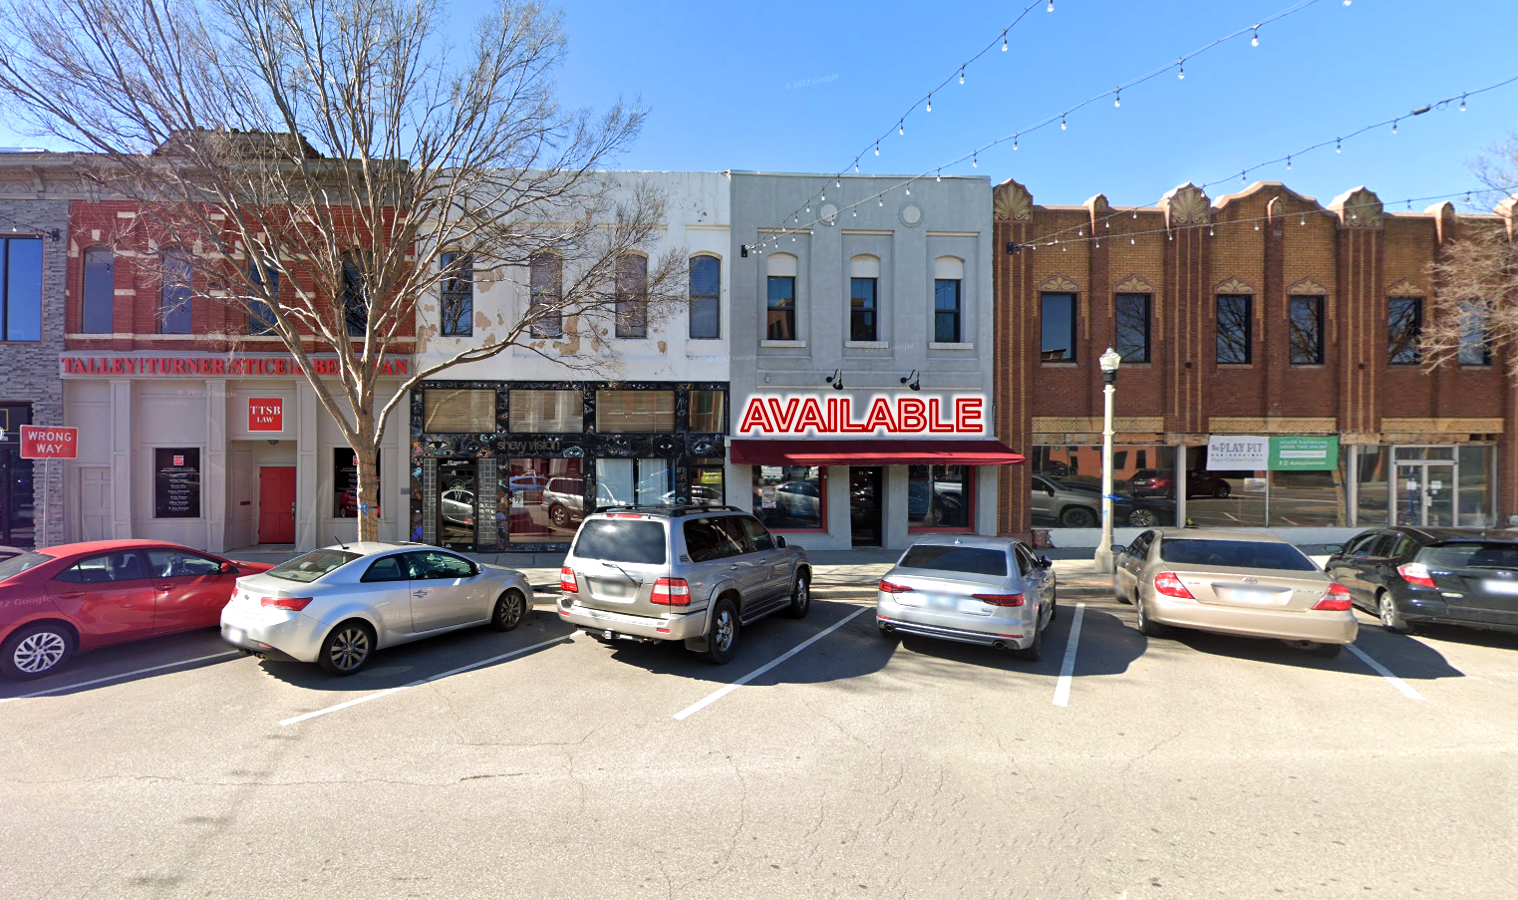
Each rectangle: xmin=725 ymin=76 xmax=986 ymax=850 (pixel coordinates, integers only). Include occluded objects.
xmin=1268 ymin=436 xmax=1339 ymax=471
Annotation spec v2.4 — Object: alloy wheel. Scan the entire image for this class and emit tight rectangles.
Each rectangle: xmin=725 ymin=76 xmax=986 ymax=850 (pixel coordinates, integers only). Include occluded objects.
xmin=795 ymin=580 xmax=809 ymax=612
xmin=14 ymin=632 xmax=66 ymax=674
xmin=498 ymin=593 xmax=523 ymax=627
xmin=329 ymin=627 xmax=370 ymax=671
xmin=713 ymin=609 xmax=735 ymax=652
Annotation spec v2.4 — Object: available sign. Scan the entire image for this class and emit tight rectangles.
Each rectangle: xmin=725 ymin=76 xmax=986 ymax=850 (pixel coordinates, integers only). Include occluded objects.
xmin=248 ymin=398 xmax=284 ymax=432
xmin=737 ymin=393 xmax=986 ymax=437
xmin=19 ymin=425 xmax=78 ymax=459
xmin=1207 ymin=435 xmax=1340 ymax=471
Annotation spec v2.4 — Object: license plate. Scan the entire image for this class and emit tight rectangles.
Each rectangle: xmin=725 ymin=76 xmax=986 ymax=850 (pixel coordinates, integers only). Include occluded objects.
xmin=1483 ymin=579 xmax=1518 ymax=595
xmin=225 ymin=627 xmax=244 ymax=644
xmin=600 ymin=581 xmax=630 ymax=598
xmin=1226 ymin=590 xmax=1276 ymax=605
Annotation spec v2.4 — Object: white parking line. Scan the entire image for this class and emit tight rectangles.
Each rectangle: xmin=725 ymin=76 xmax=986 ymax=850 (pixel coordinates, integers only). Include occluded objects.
xmin=279 ymin=636 xmax=570 ymax=726
xmin=1052 ymin=602 xmax=1086 ymax=708
xmin=1345 ymin=643 xmax=1427 ymax=701
xmin=673 ymin=607 xmax=870 ymax=721
xmin=0 ymin=651 xmax=242 ymax=705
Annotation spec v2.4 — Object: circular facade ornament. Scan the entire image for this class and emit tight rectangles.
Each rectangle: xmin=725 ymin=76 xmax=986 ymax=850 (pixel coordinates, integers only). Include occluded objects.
xmin=819 ymin=203 xmax=838 ymax=225
xmin=900 ymin=204 xmax=922 ymax=227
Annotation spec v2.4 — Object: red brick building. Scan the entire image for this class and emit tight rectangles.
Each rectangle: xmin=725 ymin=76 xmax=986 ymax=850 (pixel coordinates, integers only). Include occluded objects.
xmin=993 ymin=178 xmax=1508 ymax=543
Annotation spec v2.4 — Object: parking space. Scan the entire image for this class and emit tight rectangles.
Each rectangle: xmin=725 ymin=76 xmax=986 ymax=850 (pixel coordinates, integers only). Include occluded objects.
xmin=4 ymin=585 xmax=1518 ymax=899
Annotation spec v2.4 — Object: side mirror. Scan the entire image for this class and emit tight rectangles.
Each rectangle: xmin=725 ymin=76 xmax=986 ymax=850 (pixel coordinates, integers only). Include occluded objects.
xmin=1111 ymin=544 xmax=1127 ymax=556
xmin=1038 ymin=556 xmax=1053 ymax=569
xmin=219 ymin=562 xmax=238 ymax=575
xmin=1323 ymin=543 xmax=1344 ymax=556
xmin=775 ymin=535 xmax=787 ymax=548
xmin=1043 ymin=487 xmax=1056 ymax=496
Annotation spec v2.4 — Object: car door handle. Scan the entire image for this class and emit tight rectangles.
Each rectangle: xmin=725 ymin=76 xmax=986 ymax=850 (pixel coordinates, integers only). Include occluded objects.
xmin=413 ymin=589 xmax=431 ymax=597
xmin=56 ymin=591 xmax=84 ymax=599
xmin=155 ymin=584 xmax=174 ymax=592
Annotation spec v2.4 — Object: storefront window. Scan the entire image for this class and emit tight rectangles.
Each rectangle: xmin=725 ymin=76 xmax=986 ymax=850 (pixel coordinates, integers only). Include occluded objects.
xmin=753 ymin=466 xmax=824 ymax=530
xmin=500 ymin=458 xmax=583 ymax=543
xmin=909 ymin=466 xmax=972 ymax=531
xmin=153 ymin=448 xmax=201 ymax=519
xmin=509 ymin=390 xmax=581 ymax=433
xmin=1266 ymin=469 xmax=1346 ymax=527
xmin=1356 ymin=446 xmax=1390 ymax=526
xmin=437 ymin=459 xmax=478 ymax=547
xmin=687 ymin=459 xmax=726 ymax=507
xmin=1031 ymin=445 xmax=1178 ymax=528
xmin=1458 ymin=445 xmax=1494 ymax=527
xmin=596 ymin=391 xmax=675 ymax=433
xmin=1185 ymin=447 xmax=1266 ymax=528
xmin=334 ymin=448 xmax=379 ymax=518
xmin=690 ymin=390 xmax=725 ymax=432
xmin=595 ymin=458 xmax=675 ymax=507
xmin=423 ymin=388 xmax=496 ymax=433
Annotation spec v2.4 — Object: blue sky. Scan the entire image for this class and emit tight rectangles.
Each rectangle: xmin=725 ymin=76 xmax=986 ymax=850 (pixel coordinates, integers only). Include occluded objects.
xmin=544 ymin=0 xmax=1518 ymax=212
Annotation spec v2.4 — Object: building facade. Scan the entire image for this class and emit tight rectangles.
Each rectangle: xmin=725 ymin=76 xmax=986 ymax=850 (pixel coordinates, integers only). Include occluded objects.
xmin=409 ymin=171 xmax=733 ymax=553
xmin=728 ymin=172 xmax=1018 ymax=551
xmin=994 ymin=178 xmax=1510 ymax=546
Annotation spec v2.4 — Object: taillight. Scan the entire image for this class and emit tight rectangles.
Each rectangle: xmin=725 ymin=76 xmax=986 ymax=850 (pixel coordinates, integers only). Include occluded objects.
xmin=1398 ymin=562 xmax=1437 ymax=589
xmin=972 ymin=592 xmax=1025 ymax=607
xmin=651 ymin=577 xmax=691 ymax=606
xmin=1314 ymin=583 xmax=1353 ymax=611
xmin=559 ymin=567 xmax=578 ymax=593
xmin=260 ymin=596 xmax=313 ymax=611
xmin=1153 ymin=572 xmax=1195 ymax=599
xmin=878 ymin=580 xmax=913 ymax=594
xmin=605 ymin=513 xmax=644 ymax=519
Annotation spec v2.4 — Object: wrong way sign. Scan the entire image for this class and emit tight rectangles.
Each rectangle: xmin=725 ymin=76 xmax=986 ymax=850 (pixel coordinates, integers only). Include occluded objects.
xmin=20 ymin=425 xmax=79 ymax=459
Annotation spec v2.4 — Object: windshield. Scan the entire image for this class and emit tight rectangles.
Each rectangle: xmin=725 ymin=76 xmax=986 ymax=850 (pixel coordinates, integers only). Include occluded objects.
xmin=0 ymin=551 xmax=54 ymax=582
xmin=1420 ymin=542 xmax=1518 ymax=570
xmin=1159 ymin=539 xmax=1318 ymax=571
xmin=574 ymin=519 xmax=667 ymax=565
xmin=265 ymin=549 xmax=362 ymax=583
xmin=898 ymin=545 xmax=1007 ymax=577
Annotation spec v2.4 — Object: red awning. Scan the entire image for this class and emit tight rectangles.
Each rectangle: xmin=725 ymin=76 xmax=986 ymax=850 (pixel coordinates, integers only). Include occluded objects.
xmin=729 ymin=439 xmax=1025 ymax=467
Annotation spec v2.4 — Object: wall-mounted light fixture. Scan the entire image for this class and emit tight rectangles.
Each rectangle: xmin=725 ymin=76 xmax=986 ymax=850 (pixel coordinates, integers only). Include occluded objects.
xmin=825 ymin=368 xmax=843 ymax=390
xmin=899 ymin=370 xmax=920 ymax=391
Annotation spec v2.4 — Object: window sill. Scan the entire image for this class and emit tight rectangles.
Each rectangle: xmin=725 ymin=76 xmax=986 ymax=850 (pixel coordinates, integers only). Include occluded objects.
xmin=1041 ymin=361 xmax=1079 ymax=367
xmin=929 ymin=342 xmax=974 ymax=350
xmin=761 ymin=339 xmax=807 ymax=349
xmin=844 ymin=340 xmax=889 ymax=349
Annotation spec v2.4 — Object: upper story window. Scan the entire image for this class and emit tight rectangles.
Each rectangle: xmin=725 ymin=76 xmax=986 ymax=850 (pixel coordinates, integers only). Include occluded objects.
xmin=341 ymin=252 xmax=368 ymax=337
xmin=1387 ymin=296 xmax=1423 ymax=365
xmin=849 ymin=255 xmax=879 ymax=342
xmin=689 ymin=254 xmax=720 ymax=340
xmin=1040 ymin=292 xmax=1076 ymax=362
xmin=530 ymin=252 xmax=563 ymax=338
xmin=0 ymin=235 xmax=42 ymax=342
xmin=933 ymin=256 xmax=963 ymax=344
xmin=508 ymin=389 xmax=580 ymax=433
xmin=1216 ymin=294 xmax=1252 ymax=364
xmin=1114 ymin=293 xmax=1151 ymax=363
xmin=1458 ymin=299 xmax=1492 ymax=366
xmin=423 ymin=388 xmax=496 ymax=433
xmin=766 ymin=252 xmax=797 ymax=341
xmin=81 ymin=246 xmax=114 ymax=335
xmin=439 ymin=251 xmax=473 ymax=337
xmin=248 ymin=257 xmax=279 ymax=336
xmin=159 ymin=247 xmax=192 ymax=335
xmin=615 ymin=252 xmax=648 ymax=339
xmin=596 ymin=390 xmax=675 ymax=432
xmin=1289 ymin=296 xmax=1324 ymax=365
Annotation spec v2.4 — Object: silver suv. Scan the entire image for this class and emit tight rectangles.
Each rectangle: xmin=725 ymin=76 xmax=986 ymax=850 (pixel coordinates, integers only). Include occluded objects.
xmin=557 ymin=506 xmax=812 ymax=664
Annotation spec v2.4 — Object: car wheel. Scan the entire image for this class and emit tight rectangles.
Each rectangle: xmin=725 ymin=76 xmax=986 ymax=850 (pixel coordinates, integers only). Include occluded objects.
xmin=783 ymin=573 xmax=811 ymax=619
xmin=491 ymin=589 xmax=526 ymax=632
xmin=1135 ymin=593 xmax=1167 ymax=637
xmin=1048 ymin=586 xmax=1058 ymax=622
xmin=1059 ymin=506 xmax=1097 ymax=528
xmin=1129 ymin=508 xmax=1159 ymax=527
xmin=1114 ymin=576 xmax=1132 ymax=605
xmin=700 ymin=597 xmax=740 ymax=665
xmin=1378 ymin=591 xmax=1412 ymax=634
xmin=1 ymin=621 xmax=75 ymax=680
xmin=550 ymin=504 xmax=568 ymax=529
xmin=318 ymin=620 xmax=376 ymax=676
xmin=1013 ymin=623 xmax=1042 ymax=662
xmin=1212 ymin=483 xmax=1231 ymax=499
xmin=1291 ymin=641 xmax=1343 ymax=659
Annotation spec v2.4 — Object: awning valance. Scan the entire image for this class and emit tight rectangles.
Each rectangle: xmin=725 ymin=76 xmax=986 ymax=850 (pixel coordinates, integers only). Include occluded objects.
xmin=730 ymin=439 xmax=1025 ymax=467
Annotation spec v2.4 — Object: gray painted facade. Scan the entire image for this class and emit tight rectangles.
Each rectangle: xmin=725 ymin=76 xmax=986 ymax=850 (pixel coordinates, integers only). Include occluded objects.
xmin=728 ymin=172 xmax=999 ymax=551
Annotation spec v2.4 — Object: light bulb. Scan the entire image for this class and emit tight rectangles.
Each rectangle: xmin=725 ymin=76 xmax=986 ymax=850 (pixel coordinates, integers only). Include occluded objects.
xmin=1342 ymin=0 xmax=1350 ymax=6
xmin=878 ymin=196 xmax=884 ymax=206
xmin=1047 ymin=0 xmax=1053 ymax=11
xmin=1392 ymin=120 xmax=1398 ymax=134
xmin=1132 ymin=210 xmax=1137 ymax=219
xmin=874 ymin=143 xmax=880 ymax=156
xmin=959 ymin=68 xmax=965 ymax=85
xmin=972 ymin=153 xmax=978 ymax=168
xmin=1335 ymin=138 xmax=1342 ymax=154
xmin=1060 ymin=115 xmax=1067 ymax=130
xmin=935 ymin=170 xmax=941 ymax=183
xmin=1241 ymin=171 xmax=1247 ymax=183
xmin=1002 ymin=34 xmax=1008 ymax=51
xmin=1460 ymin=94 xmax=1467 ymax=112
xmin=835 ymin=179 xmax=841 ymax=188
xmin=1130 ymin=237 xmax=1135 ymax=245
xmin=805 ymin=205 xmax=810 ymax=214
xmin=1177 ymin=60 xmax=1185 ymax=80
xmin=1078 ymin=229 xmax=1083 ymax=237
xmin=926 ymin=95 xmax=932 ymax=112
xmin=1114 ymin=90 xmax=1121 ymax=108
xmin=1287 ymin=156 xmax=1293 ymax=170
xmin=1013 ymin=136 xmax=1019 ymax=151
xmin=852 ymin=209 xmax=856 ymax=217
xmin=1299 ymin=215 xmax=1306 ymax=226
xmin=1254 ymin=222 xmax=1260 ymax=230
xmin=820 ymin=192 xmax=825 ymax=201
xmin=1251 ymin=27 xmax=1259 ymax=47
xmin=1209 ymin=227 xmax=1215 ymax=237
xmin=854 ymin=162 xmax=860 ymax=173
xmin=905 ymin=185 xmax=910 ymax=196
xmin=899 ymin=120 xmax=904 ymax=136
xmin=793 ymin=214 xmax=798 ymax=223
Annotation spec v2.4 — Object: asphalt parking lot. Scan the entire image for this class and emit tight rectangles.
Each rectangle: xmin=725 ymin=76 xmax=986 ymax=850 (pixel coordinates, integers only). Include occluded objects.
xmin=3 ymin=583 xmax=1517 ymax=900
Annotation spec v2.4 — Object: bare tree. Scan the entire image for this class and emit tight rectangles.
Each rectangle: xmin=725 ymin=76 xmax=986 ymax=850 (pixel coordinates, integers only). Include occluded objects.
xmin=0 ymin=0 xmax=683 ymax=541
xmin=1422 ymin=137 xmax=1518 ymax=377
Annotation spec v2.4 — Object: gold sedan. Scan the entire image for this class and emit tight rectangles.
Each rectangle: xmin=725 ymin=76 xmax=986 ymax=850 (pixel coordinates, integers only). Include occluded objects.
xmin=1113 ymin=528 xmax=1357 ymax=657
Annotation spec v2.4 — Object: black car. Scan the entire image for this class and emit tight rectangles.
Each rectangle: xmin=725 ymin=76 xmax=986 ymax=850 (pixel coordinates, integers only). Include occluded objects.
xmin=1324 ymin=527 xmax=1518 ymax=634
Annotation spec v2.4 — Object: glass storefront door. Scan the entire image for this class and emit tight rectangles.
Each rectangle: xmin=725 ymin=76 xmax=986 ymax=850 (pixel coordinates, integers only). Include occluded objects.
xmin=437 ymin=459 xmax=478 ymax=548
xmin=1394 ymin=461 xmax=1455 ymax=527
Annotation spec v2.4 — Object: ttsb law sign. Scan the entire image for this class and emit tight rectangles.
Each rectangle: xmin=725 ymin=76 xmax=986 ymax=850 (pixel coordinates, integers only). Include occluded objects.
xmin=19 ymin=425 xmax=79 ymax=459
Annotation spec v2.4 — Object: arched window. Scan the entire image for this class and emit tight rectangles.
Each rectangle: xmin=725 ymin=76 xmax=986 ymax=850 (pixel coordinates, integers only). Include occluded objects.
xmin=849 ymin=254 xmax=879 ymax=342
xmin=689 ymin=254 xmax=720 ymax=340
xmin=766 ymin=253 xmax=798 ymax=341
xmin=159 ymin=248 xmax=192 ymax=334
xmin=933 ymin=256 xmax=964 ymax=344
xmin=614 ymin=252 xmax=647 ymax=339
xmin=82 ymin=247 xmax=114 ymax=334
xmin=529 ymin=252 xmax=562 ymax=337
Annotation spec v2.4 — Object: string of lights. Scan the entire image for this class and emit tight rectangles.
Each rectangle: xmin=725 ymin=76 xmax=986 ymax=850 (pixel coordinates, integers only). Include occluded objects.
xmin=750 ymin=0 xmax=1342 ymax=255
xmin=1023 ymin=72 xmax=1518 ymax=249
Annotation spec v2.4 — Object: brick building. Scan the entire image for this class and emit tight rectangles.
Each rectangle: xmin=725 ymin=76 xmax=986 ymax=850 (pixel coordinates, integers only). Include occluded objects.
xmin=993 ymin=178 xmax=1508 ymax=545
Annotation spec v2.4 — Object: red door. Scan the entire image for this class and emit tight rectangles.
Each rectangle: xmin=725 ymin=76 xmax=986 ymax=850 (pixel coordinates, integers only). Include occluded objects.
xmin=258 ymin=467 xmax=297 ymax=543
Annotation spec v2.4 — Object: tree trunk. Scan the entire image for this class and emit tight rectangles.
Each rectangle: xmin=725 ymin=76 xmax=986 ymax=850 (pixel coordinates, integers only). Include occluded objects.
xmin=354 ymin=443 xmax=381 ymax=543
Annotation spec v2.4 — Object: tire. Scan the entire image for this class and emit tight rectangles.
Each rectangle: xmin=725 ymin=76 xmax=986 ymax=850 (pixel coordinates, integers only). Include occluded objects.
xmin=699 ymin=597 xmax=740 ymax=665
xmin=1114 ymin=576 xmax=1133 ymax=605
xmin=1013 ymin=622 xmax=1042 ymax=662
xmin=1299 ymin=641 xmax=1343 ymax=659
xmin=1378 ymin=590 xmax=1412 ymax=634
xmin=1212 ymin=483 xmax=1231 ymax=499
xmin=1048 ymin=586 xmax=1059 ymax=622
xmin=783 ymin=573 xmax=811 ymax=619
xmin=1 ymin=621 xmax=75 ymax=680
xmin=1129 ymin=508 xmax=1159 ymax=527
xmin=491 ymin=589 xmax=527 ymax=632
xmin=1135 ymin=593 xmax=1167 ymax=637
xmin=550 ymin=504 xmax=568 ymax=529
xmin=318 ymin=619 xmax=376 ymax=676
xmin=1059 ymin=506 xmax=1098 ymax=528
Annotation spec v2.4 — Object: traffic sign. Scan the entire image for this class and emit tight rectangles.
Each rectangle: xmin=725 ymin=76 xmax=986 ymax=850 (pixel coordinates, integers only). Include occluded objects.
xmin=20 ymin=425 xmax=79 ymax=459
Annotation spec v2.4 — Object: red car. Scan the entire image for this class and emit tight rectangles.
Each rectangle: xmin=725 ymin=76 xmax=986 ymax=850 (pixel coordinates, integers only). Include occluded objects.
xmin=0 ymin=540 xmax=273 ymax=680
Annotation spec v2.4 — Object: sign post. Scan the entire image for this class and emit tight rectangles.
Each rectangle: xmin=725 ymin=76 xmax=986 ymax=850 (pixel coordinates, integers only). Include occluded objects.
xmin=19 ymin=426 xmax=79 ymax=550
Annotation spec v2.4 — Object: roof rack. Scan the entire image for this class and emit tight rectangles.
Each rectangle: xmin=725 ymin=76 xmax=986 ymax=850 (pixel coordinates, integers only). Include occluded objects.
xmin=592 ymin=504 xmax=745 ymax=518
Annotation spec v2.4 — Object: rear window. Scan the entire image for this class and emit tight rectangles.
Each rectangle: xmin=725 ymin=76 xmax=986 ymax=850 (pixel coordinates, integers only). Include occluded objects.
xmin=1420 ymin=542 xmax=1518 ymax=570
xmin=266 ymin=549 xmax=362 ymax=583
xmin=574 ymin=519 xmax=667 ymax=565
xmin=897 ymin=545 xmax=1008 ymax=577
xmin=0 ymin=551 xmax=53 ymax=582
xmin=1158 ymin=539 xmax=1317 ymax=572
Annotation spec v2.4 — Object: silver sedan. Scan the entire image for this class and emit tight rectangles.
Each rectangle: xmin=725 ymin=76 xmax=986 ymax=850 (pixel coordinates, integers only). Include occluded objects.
xmin=220 ymin=542 xmax=533 ymax=675
xmin=875 ymin=537 xmax=1056 ymax=661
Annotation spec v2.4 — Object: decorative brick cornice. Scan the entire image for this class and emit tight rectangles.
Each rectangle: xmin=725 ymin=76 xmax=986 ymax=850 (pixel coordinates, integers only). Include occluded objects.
xmin=1208 ymin=417 xmax=1339 ymax=434
xmin=1215 ymin=277 xmax=1255 ymax=294
xmin=1113 ymin=275 xmax=1154 ymax=293
xmin=1331 ymin=187 xmax=1383 ymax=228
xmin=1287 ymin=277 xmax=1328 ymax=295
xmin=1162 ymin=182 xmax=1211 ymax=226
xmin=1381 ymin=417 xmax=1504 ymax=435
xmin=1386 ymin=278 xmax=1424 ymax=297
xmin=1039 ymin=274 xmax=1079 ymax=293
xmin=993 ymin=178 xmax=1033 ymax=221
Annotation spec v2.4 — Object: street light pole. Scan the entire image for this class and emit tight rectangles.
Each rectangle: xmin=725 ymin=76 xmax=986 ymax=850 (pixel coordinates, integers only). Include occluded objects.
xmin=1095 ymin=347 xmax=1122 ymax=574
